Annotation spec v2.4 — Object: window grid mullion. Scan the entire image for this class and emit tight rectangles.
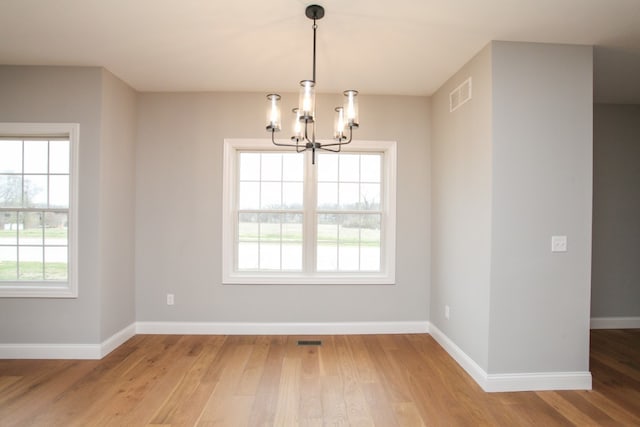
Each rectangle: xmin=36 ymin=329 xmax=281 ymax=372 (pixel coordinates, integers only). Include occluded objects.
xmin=304 ymin=151 xmax=316 ymax=274
xmin=16 ymin=230 xmax=21 ymax=279
xmin=18 ymin=140 xmax=24 ymax=279
xmin=21 ymin=139 xmax=25 ymax=208
xmin=357 ymin=156 xmax=361 ymax=271
xmin=47 ymin=140 xmax=52 ymax=209
xmin=257 ymin=217 xmax=262 ymax=270
xmin=46 ymin=140 xmax=52 ymax=278
xmin=279 ymin=220 xmax=283 ymax=270
xmin=279 ymin=156 xmax=284 ymax=270
xmin=258 ymin=155 xmax=263 ymax=269
xmin=336 ymin=155 xmax=341 ymax=272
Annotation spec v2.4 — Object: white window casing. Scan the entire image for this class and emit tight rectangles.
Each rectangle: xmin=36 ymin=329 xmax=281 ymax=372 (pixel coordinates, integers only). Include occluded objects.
xmin=0 ymin=123 xmax=79 ymax=298
xmin=222 ymin=138 xmax=396 ymax=285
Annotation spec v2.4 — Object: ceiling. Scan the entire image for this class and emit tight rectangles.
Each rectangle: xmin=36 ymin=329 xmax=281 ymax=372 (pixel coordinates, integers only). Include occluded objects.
xmin=1 ymin=0 xmax=639 ymax=103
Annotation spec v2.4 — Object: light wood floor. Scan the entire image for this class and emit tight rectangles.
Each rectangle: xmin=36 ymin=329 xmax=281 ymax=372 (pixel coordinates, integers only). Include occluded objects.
xmin=0 ymin=329 xmax=639 ymax=426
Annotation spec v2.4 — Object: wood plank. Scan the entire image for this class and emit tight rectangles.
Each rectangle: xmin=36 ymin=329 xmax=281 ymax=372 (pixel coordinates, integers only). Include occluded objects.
xmin=361 ymin=382 xmax=399 ymax=427
xmin=575 ymin=387 xmax=640 ymax=425
xmin=334 ymin=335 xmax=374 ymax=426
xmin=149 ymin=336 xmax=226 ymax=426
xmin=535 ymin=391 xmax=602 ymax=426
xmin=320 ymin=375 xmax=349 ymax=426
xmin=194 ymin=343 xmax=254 ymax=425
xmin=591 ymin=357 xmax=640 ymax=417
xmin=107 ymin=335 xmax=219 ymax=427
xmin=0 ymin=376 xmax=22 ymax=394
xmin=247 ymin=337 xmax=287 ymax=426
xmin=554 ymin=391 xmax=619 ymax=426
xmin=273 ymin=357 xmax=302 ymax=426
xmin=348 ymin=335 xmax=379 ymax=383
xmin=298 ymin=339 xmax=323 ymax=423
xmin=0 ymin=360 xmax=98 ymax=426
xmin=70 ymin=335 xmax=188 ymax=427
xmin=236 ymin=337 xmax=270 ymax=396
xmin=392 ymin=402 xmax=426 ymax=427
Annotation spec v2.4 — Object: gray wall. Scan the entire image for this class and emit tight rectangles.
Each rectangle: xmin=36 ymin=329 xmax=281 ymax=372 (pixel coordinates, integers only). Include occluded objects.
xmin=0 ymin=66 xmax=138 ymax=345
xmin=134 ymin=93 xmax=431 ymax=323
xmin=430 ymin=41 xmax=593 ymax=375
xmin=0 ymin=66 xmax=103 ymax=343
xmin=99 ymin=70 xmax=137 ymax=340
xmin=592 ymin=104 xmax=640 ymax=318
xmin=430 ymin=44 xmax=493 ymax=371
xmin=489 ymin=41 xmax=593 ymax=373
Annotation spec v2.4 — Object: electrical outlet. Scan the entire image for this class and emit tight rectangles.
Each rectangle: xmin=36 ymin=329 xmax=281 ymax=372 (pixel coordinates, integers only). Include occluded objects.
xmin=445 ymin=305 xmax=450 ymax=320
xmin=551 ymin=235 xmax=567 ymax=252
xmin=166 ymin=293 xmax=175 ymax=305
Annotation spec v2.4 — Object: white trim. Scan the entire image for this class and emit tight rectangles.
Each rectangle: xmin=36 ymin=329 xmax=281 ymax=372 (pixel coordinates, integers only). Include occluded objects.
xmin=0 ymin=321 xmax=427 ymax=358
xmin=429 ymin=323 xmax=488 ymax=388
xmin=429 ymin=323 xmax=592 ymax=392
xmin=221 ymin=275 xmax=396 ymax=285
xmin=0 ymin=122 xmax=80 ymax=298
xmin=222 ymin=138 xmax=397 ymax=285
xmin=136 ymin=321 xmax=429 ymax=335
xmin=0 ymin=323 xmax=135 ymax=359
xmin=100 ymin=323 xmax=137 ymax=357
xmin=484 ymin=371 xmax=592 ymax=392
xmin=0 ymin=343 xmax=101 ymax=359
xmin=591 ymin=316 xmax=640 ymax=329
xmin=221 ymin=138 xmax=235 ymax=283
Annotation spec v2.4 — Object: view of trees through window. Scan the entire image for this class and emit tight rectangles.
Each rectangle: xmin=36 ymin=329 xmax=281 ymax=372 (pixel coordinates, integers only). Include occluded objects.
xmin=236 ymin=151 xmax=382 ymax=273
xmin=0 ymin=138 xmax=70 ymax=282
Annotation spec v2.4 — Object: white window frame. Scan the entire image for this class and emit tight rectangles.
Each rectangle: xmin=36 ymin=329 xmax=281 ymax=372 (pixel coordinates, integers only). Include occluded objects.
xmin=222 ymin=138 xmax=396 ymax=285
xmin=0 ymin=123 xmax=79 ymax=298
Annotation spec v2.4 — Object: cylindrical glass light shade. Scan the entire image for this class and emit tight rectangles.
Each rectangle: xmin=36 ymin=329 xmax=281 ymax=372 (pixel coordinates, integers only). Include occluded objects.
xmin=266 ymin=94 xmax=281 ymax=131
xmin=298 ymin=80 xmax=315 ymax=122
xmin=343 ymin=90 xmax=359 ymax=128
xmin=292 ymin=108 xmax=304 ymax=141
xmin=334 ymin=107 xmax=346 ymax=140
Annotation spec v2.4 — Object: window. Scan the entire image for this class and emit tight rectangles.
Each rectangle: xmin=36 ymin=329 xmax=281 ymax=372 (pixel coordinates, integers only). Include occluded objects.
xmin=0 ymin=123 xmax=79 ymax=297
xmin=222 ymin=139 xmax=396 ymax=284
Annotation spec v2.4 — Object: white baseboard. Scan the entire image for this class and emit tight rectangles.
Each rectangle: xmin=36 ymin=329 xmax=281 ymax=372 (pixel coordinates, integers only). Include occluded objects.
xmin=590 ymin=316 xmax=640 ymax=329
xmin=0 ymin=321 xmax=427 ymax=359
xmin=0 ymin=323 xmax=136 ymax=360
xmin=429 ymin=323 xmax=592 ymax=392
xmin=100 ymin=323 xmax=137 ymax=357
xmin=484 ymin=371 xmax=592 ymax=392
xmin=136 ymin=321 xmax=430 ymax=335
xmin=0 ymin=343 xmax=102 ymax=359
xmin=428 ymin=323 xmax=488 ymax=388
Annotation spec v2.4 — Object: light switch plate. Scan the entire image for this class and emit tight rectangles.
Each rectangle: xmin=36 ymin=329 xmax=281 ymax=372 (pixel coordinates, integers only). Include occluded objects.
xmin=551 ymin=235 xmax=567 ymax=252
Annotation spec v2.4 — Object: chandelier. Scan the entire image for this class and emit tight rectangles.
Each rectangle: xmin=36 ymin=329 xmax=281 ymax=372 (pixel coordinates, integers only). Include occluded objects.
xmin=266 ymin=4 xmax=359 ymax=164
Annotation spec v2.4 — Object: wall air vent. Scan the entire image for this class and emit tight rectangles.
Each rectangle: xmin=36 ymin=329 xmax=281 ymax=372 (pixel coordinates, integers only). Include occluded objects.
xmin=449 ymin=77 xmax=472 ymax=112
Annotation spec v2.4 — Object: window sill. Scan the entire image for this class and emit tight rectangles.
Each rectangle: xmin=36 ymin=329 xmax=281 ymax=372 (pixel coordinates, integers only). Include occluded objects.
xmin=0 ymin=282 xmax=77 ymax=298
xmin=222 ymin=273 xmax=395 ymax=285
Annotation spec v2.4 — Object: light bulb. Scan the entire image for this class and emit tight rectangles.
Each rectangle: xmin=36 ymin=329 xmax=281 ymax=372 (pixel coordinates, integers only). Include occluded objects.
xmin=343 ymin=90 xmax=359 ymax=128
xmin=298 ymin=80 xmax=315 ymax=121
xmin=266 ymin=94 xmax=281 ymax=131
